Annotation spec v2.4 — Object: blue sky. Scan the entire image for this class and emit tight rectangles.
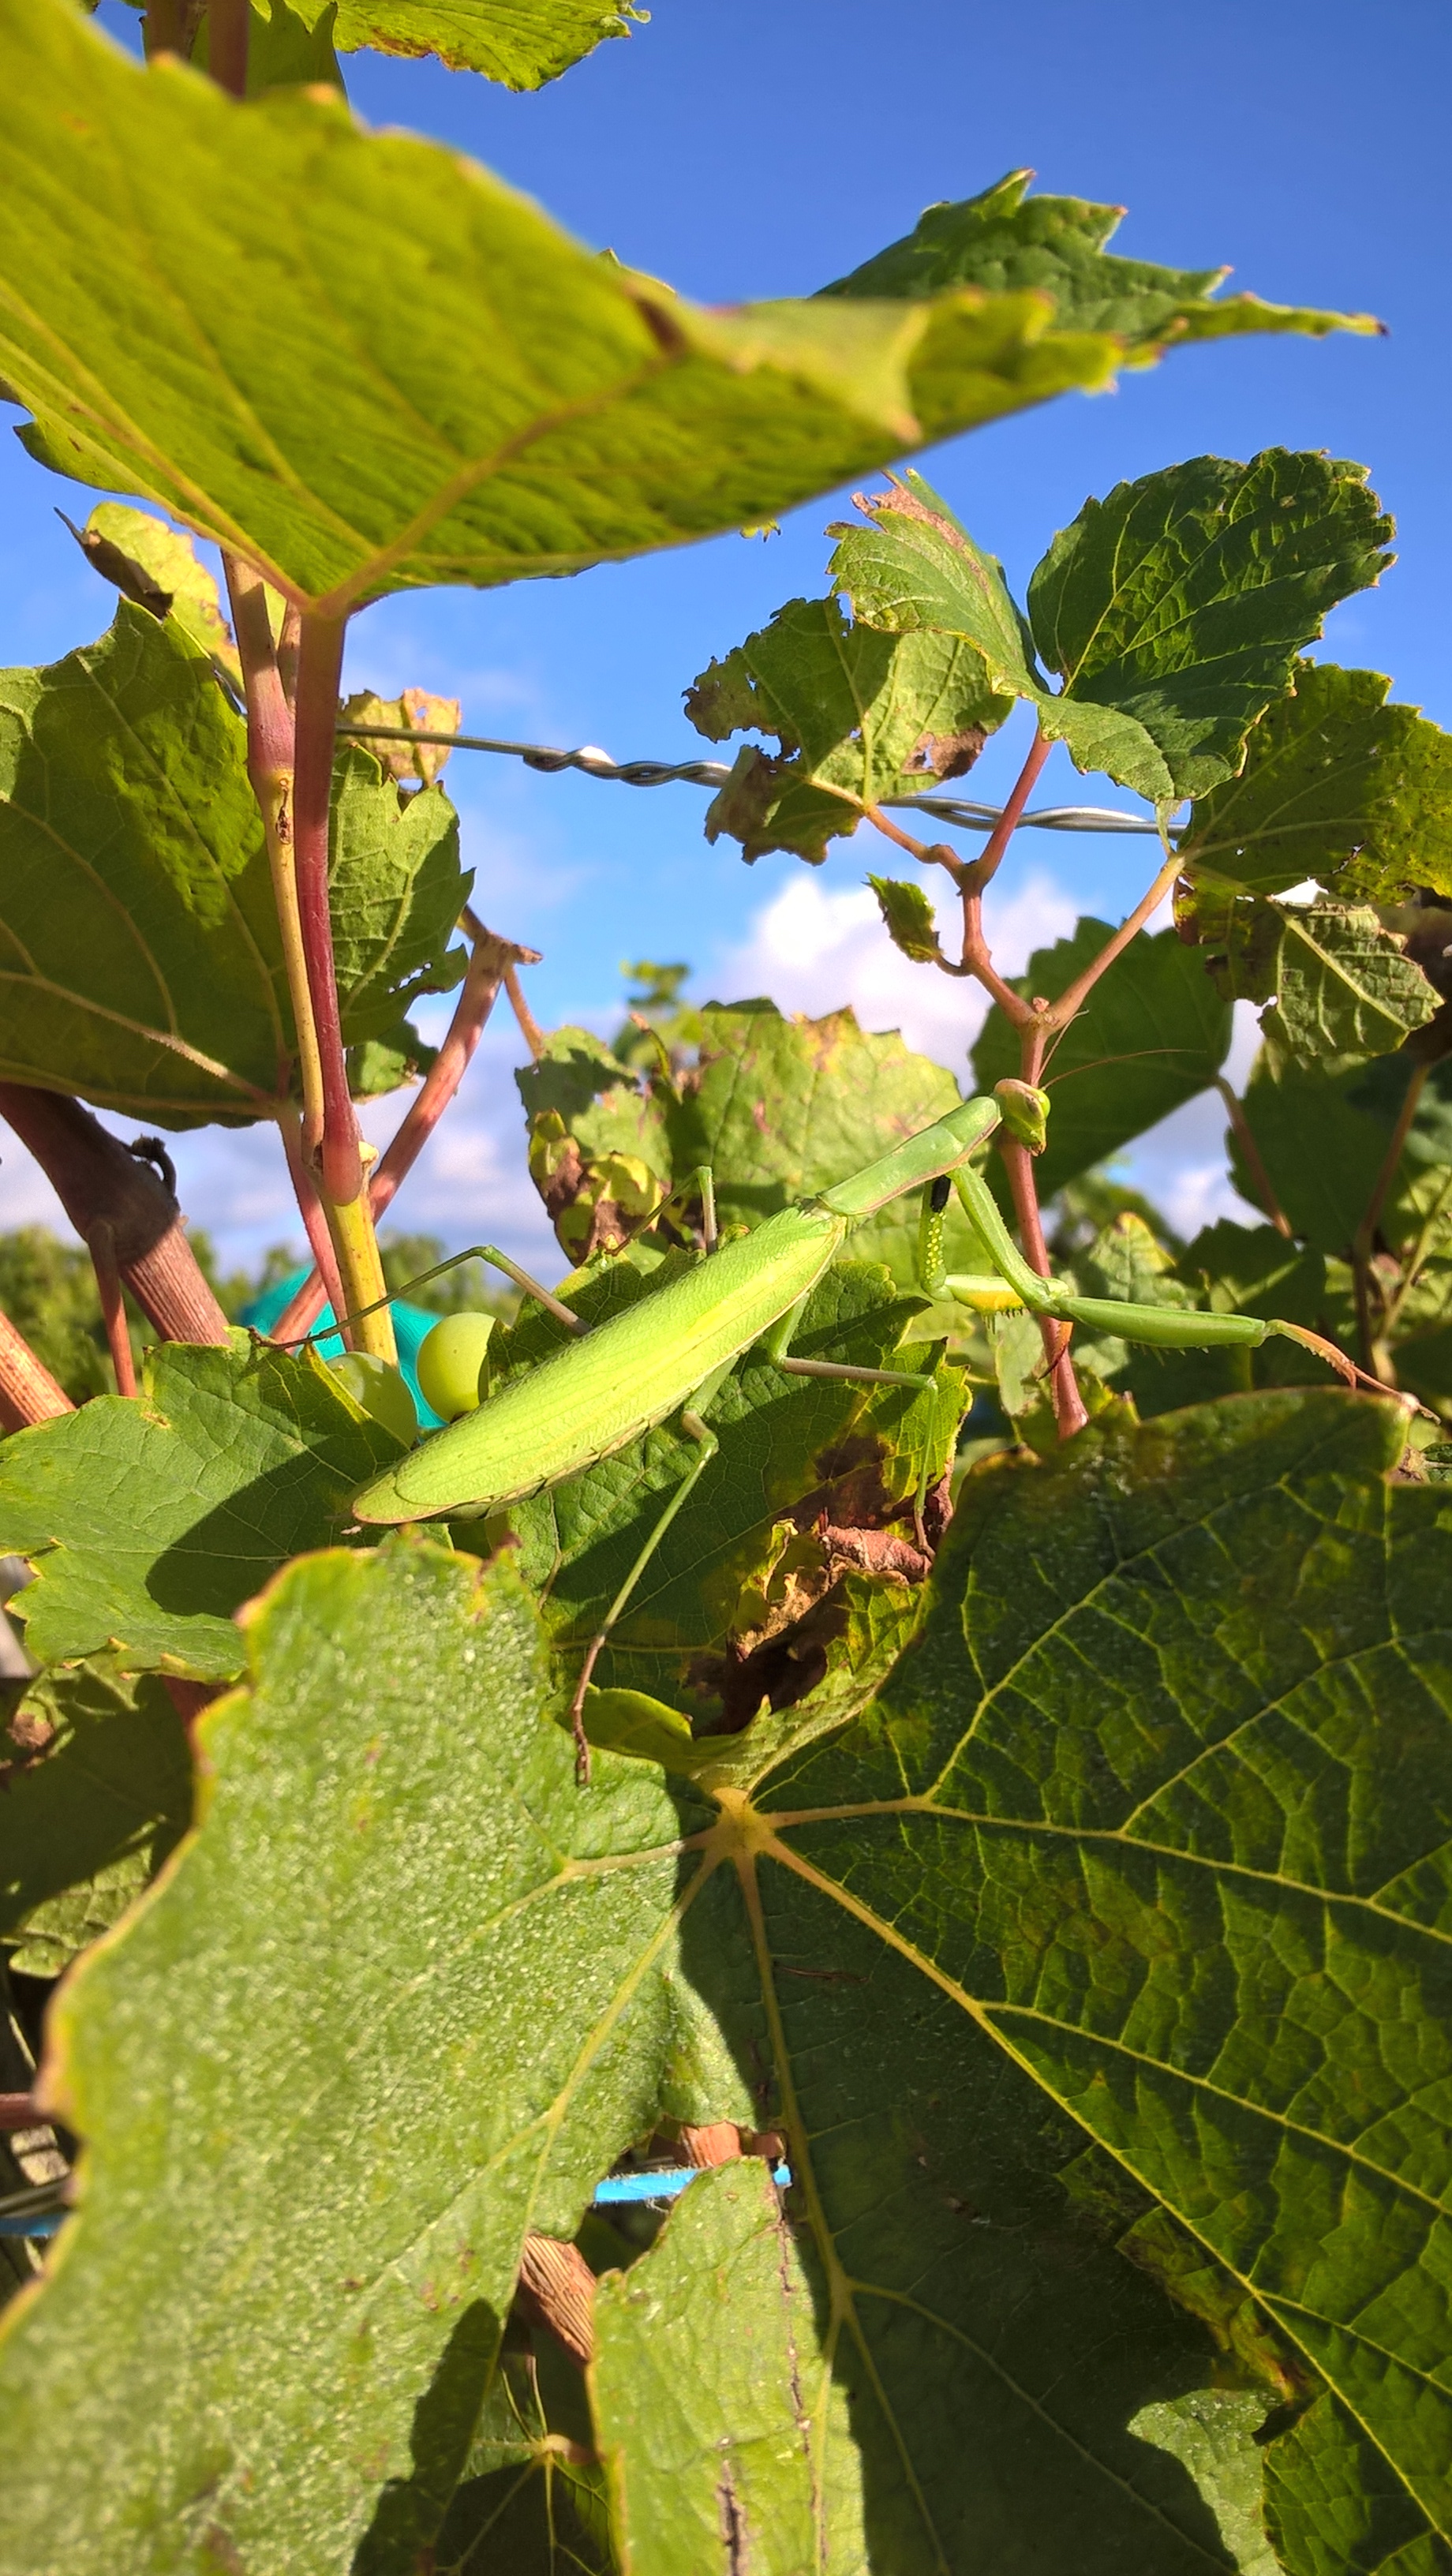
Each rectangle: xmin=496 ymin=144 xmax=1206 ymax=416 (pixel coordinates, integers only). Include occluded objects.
xmin=2 ymin=0 xmax=1447 ymax=1274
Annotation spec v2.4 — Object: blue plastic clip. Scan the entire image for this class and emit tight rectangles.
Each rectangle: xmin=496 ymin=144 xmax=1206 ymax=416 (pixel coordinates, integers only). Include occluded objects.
xmin=593 ymin=2162 xmax=790 ymax=2206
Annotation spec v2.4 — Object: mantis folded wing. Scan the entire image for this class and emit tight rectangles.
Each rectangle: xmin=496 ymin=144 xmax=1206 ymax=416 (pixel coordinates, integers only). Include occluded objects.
xmin=921 ymin=1160 xmax=1420 ymax=1400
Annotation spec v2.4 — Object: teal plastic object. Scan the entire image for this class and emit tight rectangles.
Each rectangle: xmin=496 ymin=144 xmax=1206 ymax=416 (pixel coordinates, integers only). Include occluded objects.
xmin=240 ymin=1267 xmax=447 ymax=1430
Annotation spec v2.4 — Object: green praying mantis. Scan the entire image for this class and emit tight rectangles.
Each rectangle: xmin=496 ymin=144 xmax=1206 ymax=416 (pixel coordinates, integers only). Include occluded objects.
xmin=324 ymin=1080 xmax=1400 ymax=1777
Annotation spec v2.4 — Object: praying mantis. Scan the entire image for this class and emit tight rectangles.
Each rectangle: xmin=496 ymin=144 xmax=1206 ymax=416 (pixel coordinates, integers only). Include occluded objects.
xmin=334 ymin=1080 xmax=1400 ymax=1776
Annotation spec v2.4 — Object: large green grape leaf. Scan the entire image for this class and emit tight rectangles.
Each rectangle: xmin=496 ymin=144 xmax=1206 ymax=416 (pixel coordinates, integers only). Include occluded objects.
xmin=0 ymin=7 xmax=1352 ymax=619
xmin=0 ymin=605 xmax=467 ymax=1126
xmin=818 ymin=167 xmax=1380 ymax=359
xmin=833 ymin=456 xmax=1393 ymax=805
xmin=722 ymin=1390 xmax=1452 ymax=2574
xmin=1177 ymin=661 xmax=1452 ymax=904
xmin=0 ymin=604 xmax=286 ymax=1125
xmin=5 ymin=1395 xmax=1444 ymax=2570
xmin=0 ymin=1540 xmax=725 ymax=2576
xmin=0 ymin=1662 xmax=192 ymax=1975
xmin=591 ymin=2160 xmax=867 ymax=2574
xmin=0 ymin=1335 xmax=406 ymax=1679
xmin=972 ymin=919 xmax=1233 ymax=1200
xmin=683 ymin=593 xmax=1012 ymax=863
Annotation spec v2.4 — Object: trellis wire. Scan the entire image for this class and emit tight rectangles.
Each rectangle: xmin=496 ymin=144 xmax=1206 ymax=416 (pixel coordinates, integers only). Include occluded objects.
xmin=336 ymin=724 xmax=1167 ymax=837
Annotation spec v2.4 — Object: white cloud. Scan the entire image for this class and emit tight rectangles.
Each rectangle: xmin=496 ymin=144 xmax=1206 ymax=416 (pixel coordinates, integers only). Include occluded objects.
xmin=711 ymin=867 xmax=1080 ymax=1073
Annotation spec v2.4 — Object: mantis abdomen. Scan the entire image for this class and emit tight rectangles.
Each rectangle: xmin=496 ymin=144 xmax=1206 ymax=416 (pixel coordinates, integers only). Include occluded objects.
xmin=352 ymin=1204 xmax=843 ymax=1523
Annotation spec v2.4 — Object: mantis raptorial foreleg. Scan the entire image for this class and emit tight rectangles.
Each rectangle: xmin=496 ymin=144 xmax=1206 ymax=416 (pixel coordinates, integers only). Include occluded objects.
xmin=922 ymin=1161 xmax=1423 ymax=1408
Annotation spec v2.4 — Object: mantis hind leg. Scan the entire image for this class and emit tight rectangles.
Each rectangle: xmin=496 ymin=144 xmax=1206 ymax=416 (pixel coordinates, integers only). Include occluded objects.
xmin=567 ymin=1358 xmax=734 ymax=1784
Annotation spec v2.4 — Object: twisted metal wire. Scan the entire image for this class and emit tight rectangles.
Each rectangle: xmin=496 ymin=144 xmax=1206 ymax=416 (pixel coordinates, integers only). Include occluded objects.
xmin=335 ymin=723 xmax=1167 ymax=837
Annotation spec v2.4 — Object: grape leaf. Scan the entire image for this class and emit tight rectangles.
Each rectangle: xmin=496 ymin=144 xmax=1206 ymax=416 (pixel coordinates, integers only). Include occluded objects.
xmin=301 ymin=0 xmax=645 ymax=85
xmin=434 ymin=2450 xmax=614 ymax=2573
xmin=518 ymin=1002 xmax=994 ymax=1290
xmin=431 ymin=2317 xmax=615 ymax=2571
xmin=818 ymin=167 xmax=1380 ymax=360
xmin=834 ymin=456 xmax=1393 ymax=806
xmin=0 ymin=1335 xmax=406 ymax=1679
xmin=869 ymin=873 xmax=946 ymax=963
xmin=1248 ymin=901 xmax=1437 ymax=1073
xmin=340 ymin=686 xmax=462 ymax=788
xmin=327 ymin=747 xmax=470 ymax=1043
xmin=0 ymin=605 xmax=467 ymax=1125
xmin=1177 ymin=661 xmax=1452 ymax=904
xmin=114 ymin=0 xmax=636 ymax=92
xmin=0 ymin=605 xmax=287 ymax=1125
xmin=683 ymin=593 xmax=1011 ymax=863
xmin=0 ymin=6 xmax=1141 ymax=619
xmin=0 ymin=1540 xmax=724 ymax=2576
xmin=4 ymin=1395 xmax=1444 ymax=2568
xmin=971 ymin=919 xmax=1233 ymax=1199
xmin=69 ymin=500 xmax=247 ymax=691
xmin=735 ymin=1390 xmax=1452 ymax=2573
xmin=0 ymin=1662 xmax=191 ymax=1975
xmin=1130 ymin=2394 xmax=1281 ymax=2576
xmin=592 ymin=2160 xmax=868 ymax=2574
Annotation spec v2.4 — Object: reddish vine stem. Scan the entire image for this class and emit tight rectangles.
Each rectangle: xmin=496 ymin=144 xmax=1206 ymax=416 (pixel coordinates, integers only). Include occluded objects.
xmin=0 ymin=1306 xmax=73 ymax=1434
xmin=293 ymin=616 xmax=352 ymax=1188
xmin=958 ymin=724 xmax=1053 ymax=912
xmin=206 ymin=0 xmax=249 ymax=94
xmin=277 ymin=1118 xmax=350 ymax=1346
xmin=926 ymin=723 xmax=1087 ymax=1437
xmin=986 ymin=794 xmax=1179 ymax=1442
xmin=1038 ymin=848 xmax=1181 ymax=1038
xmin=292 ymin=614 xmax=395 ymax=1360
xmin=87 ymin=1221 xmax=137 ymax=1398
xmin=268 ymin=923 xmax=533 ymax=1350
xmin=504 ymin=957 xmax=548 ymax=1061
xmin=140 ymin=0 xmax=201 ymax=58
xmin=223 ymin=559 xmax=325 ymax=1150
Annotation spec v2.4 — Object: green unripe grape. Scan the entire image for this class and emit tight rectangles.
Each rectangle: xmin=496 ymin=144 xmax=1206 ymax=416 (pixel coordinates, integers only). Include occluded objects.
xmin=417 ymin=1312 xmax=495 ymax=1421
xmin=328 ymin=1353 xmax=418 ymax=1447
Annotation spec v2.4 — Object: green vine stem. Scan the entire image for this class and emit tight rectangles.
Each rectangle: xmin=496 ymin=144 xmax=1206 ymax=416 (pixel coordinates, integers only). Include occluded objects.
xmin=292 ymin=612 xmax=396 ymax=1362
